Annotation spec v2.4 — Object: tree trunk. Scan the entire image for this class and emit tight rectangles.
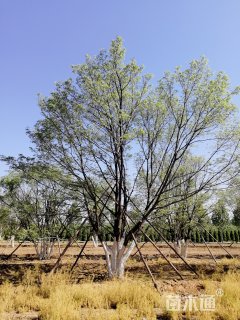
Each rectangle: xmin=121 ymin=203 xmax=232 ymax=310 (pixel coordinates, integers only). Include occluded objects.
xmin=173 ymin=240 xmax=181 ymax=255
xmin=102 ymin=239 xmax=135 ymax=278
xmin=92 ymin=234 xmax=99 ymax=247
xmin=10 ymin=235 xmax=15 ymax=248
xmin=180 ymin=239 xmax=189 ymax=258
xmin=34 ymin=238 xmax=54 ymax=260
xmin=173 ymin=239 xmax=189 ymax=258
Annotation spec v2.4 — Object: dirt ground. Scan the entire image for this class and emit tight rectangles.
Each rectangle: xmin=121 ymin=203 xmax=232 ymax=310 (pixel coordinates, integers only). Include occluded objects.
xmin=1 ymin=239 xmax=239 ymax=259
xmin=0 ymin=240 xmax=239 ymax=284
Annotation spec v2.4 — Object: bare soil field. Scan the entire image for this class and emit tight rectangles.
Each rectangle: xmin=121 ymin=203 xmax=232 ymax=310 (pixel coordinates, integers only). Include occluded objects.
xmin=0 ymin=241 xmax=239 ymax=281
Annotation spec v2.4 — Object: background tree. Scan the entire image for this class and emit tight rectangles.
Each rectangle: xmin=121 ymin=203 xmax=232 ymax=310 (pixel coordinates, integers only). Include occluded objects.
xmin=0 ymin=205 xmax=17 ymax=240
xmin=232 ymin=199 xmax=240 ymax=226
xmin=153 ymin=161 xmax=210 ymax=258
xmin=211 ymin=199 xmax=229 ymax=227
xmin=0 ymin=165 xmax=84 ymax=259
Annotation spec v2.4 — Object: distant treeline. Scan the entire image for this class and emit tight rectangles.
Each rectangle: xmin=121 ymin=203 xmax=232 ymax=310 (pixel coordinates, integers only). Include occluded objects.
xmin=4 ymin=224 xmax=240 ymax=243
xmin=75 ymin=225 xmax=240 ymax=243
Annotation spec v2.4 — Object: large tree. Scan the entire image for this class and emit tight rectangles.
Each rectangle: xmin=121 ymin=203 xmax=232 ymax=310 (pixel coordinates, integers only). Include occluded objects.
xmin=22 ymin=37 xmax=239 ymax=277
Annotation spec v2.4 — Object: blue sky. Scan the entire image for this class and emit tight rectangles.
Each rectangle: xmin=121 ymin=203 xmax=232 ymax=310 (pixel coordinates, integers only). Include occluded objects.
xmin=1 ymin=0 xmax=240 ymax=175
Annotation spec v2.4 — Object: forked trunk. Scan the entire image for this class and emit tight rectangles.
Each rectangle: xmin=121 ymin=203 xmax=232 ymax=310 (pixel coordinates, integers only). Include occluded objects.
xmin=173 ymin=239 xmax=189 ymax=258
xmin=33 ymin=239 xmax=54 ymax=260
xmin=102 ymin=239 xmax=135 ymax=278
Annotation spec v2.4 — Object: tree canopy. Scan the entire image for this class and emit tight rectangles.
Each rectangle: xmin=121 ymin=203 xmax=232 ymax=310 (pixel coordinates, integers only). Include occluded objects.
xmin=2 ymin=37 xmax=240 ymax=277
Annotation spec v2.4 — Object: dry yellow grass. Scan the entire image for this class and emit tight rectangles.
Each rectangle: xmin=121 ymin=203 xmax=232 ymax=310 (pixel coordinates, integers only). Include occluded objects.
xmin=200 ymin=271 xmax=240 ymax=320
xmin=165 ymin=271 xmax=240 ymax=320
xmin=0 ymin=270 xmax=165 ymax=320
xmin=1 ymin=253 xmax=240 ymax=319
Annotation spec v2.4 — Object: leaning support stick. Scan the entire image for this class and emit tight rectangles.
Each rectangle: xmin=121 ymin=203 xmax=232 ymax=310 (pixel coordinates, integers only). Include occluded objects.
xmin=70 ymin=234 xmax=91 ymax=272
xmin=141 ymin=232 xmax=184 ymax=280
xmin=5 ymin=239 xmax=26 ymax=260
xmin=146 ymin=218 xmax=199 ymax=277
xmin=49 ymin=218 xmax=87 ymax=274
xmin=202 ymin=236 xmax=217 ymax=263
xmin=50 ymin=239 xmax=73 ymax=274
xmin=228 ymin=242 xmax=234 ymax=248
xmin=126 ymin=214 xmax=183 ymax=280
xmin=131 ymin=241 xmax=147 ymax=257
xmin=124 ymin=212 xmax=184 ymax=279
xmin=131 ymin=232 xmax=160 ymax=292
xmin=197 ymin=224 xmax=234 ymax=259
xmin=189 ymin=239 xmax=196 ymax=247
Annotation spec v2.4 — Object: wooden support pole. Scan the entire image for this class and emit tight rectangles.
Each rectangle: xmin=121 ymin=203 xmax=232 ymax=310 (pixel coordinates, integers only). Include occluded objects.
xmin=132 ymin=241 xmax=147 ymax=257
xmin=50 ymin=238 xmax=75 ymax=274
xmin=131 ymin=232 xmax=160 ymax=292
xmin=49 ymin=218 xmax=87 ymax=274
xmin=202 ymin=236 xmax=217 ymax=263
xmin=197 ymin=224 xmax=234 ymax=259
xmin=146 ymin=218 xmax=199 ymax=277
xmin=124 ymin=211 xmax=183 ymax=279
xmin=142 ymin=232 xmax=184 ymax=280
xmin=70 ymin=234 xmax=91 ymax=272
xmin=189 ymin=239 xmax=196 ymax=247
xmin=5 ymin=239 xmax=26 ymax=260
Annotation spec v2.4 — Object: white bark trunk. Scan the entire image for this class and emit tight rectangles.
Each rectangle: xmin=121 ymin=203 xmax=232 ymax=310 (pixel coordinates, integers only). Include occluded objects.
xmin=10 ymin=235 xmax=15 ymax=248
xmin=102 ymin=239 xmax=135 ymax=278
xmin=57 ymin=237 xmax=62 ymax=255
xmin=35 ymin=239 xmax=54 ymax=260
xmin=180 ymin=239 xmax=189 ymax=258
xmin=173 ymin=241 xmax=181 ymax=255
xmin=92 ymin=234 xmax=99 ymax=247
